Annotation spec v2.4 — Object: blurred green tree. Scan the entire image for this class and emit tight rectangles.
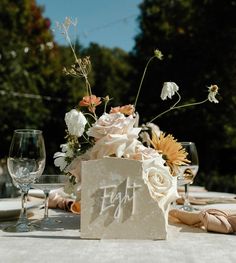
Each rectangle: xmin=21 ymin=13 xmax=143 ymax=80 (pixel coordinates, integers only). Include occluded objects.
xmin=0 ymin=0 xmax=133 ymax=173
xmin=83 ymin=43 xmax=132 ymax=107
xmin=0 ymin=0 xmax=65 ymax=171
xmin=131 ymin=0 xmax=236 ymax=192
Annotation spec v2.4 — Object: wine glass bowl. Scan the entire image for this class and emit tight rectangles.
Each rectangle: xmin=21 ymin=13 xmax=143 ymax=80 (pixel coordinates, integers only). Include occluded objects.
xmin=5 ymin=129 xmax=46 ymax=232
xmin=177 ymin=166 xmax=198 ymax=186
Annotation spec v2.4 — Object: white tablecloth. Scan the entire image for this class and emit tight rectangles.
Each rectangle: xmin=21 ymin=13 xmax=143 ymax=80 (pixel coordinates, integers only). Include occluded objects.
xmin=0 ymin=205 xmax=236 ymax=263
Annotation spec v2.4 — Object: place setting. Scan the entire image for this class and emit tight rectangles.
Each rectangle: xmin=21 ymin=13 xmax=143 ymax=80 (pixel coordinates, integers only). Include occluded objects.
xmin=0 ymin=129 xmax=79 ymax=233
xmin=175 ymin=142 xmax=236 ymax=209
xmin=0 ymin=129 xmax=46 ymax=232
xmin=0 ymin=13 xmax=235 ymax=242
xmin=0 ymin=197 xmax=43 ymax=222
xmin=2 ymin=1 xmax=236 ymax=262
xmin=169 ymin=141 xmax=236 ymax=233
xmin=1 ymin=36 xmax=235 ymax=237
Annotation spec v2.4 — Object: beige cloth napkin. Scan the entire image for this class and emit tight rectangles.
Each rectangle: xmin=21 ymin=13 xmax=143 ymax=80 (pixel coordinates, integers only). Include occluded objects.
xmin=48 ymin=193 xmax=80 ymax=214
xmin=169 ymin=208 xmax=236 ymax=234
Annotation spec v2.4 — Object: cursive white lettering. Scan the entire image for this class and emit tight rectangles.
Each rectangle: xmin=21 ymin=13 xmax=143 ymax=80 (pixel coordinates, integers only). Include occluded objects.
xmin=99 ymin=178 xmax=141 ymax=219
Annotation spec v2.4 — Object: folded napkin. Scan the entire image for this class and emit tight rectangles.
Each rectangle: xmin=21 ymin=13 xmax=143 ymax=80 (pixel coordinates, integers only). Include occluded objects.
xmin=48 ymin=193 xmax=80 ymax=214
xmin=169 ymin=208 xmax=236 ymax=234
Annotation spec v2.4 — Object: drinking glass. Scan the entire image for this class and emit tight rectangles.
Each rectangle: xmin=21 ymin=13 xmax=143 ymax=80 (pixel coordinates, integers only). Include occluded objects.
xmin=5 ymin=129 xmax=46 ymax=232
xmin=177 ymin=142 xmax=199 ymax=211
xmin=32 ymin=174 xmax=66 ymax=226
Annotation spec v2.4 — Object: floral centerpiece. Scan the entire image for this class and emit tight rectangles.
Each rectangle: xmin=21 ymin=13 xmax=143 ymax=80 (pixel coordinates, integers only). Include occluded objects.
xmin=54 ymin=18 xmax=219 ymax=213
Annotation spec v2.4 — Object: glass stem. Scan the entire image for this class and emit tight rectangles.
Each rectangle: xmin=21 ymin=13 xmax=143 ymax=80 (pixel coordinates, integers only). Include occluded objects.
xmin=184 ymin=183 xmax=191 ymax=206
xmin=44 ymin=191 xmax=50 ymax=219
xmin=18 ymin=189 xmax=28 ymax=224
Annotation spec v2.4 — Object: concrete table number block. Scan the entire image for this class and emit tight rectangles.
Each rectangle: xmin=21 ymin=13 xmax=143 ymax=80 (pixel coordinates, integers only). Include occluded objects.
xmin=80 ymin=157 xmax=168 ymax=240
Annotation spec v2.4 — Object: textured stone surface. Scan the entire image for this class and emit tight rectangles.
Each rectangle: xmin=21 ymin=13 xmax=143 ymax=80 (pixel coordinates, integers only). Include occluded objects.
xmin=80 ymin=157 xmax=167 ymax=239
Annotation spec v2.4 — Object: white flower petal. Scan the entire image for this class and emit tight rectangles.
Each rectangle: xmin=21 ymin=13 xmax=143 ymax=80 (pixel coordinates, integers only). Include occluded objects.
xmin=54 ymin=156 xmax=67 ymax=171
xmin=208 ymin=85 xmax=219 ymax=103
xmin=161 ymin=82 xmax=179 ymax=100
xmin=65 ymin=109 xmax=87 ymax=137
xmin=53 ymin=151 xmax=65 ymax=158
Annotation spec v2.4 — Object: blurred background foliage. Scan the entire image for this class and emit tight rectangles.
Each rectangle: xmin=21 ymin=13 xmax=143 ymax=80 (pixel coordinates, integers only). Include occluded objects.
xmin=0 ymin=0 xmax=236 ymax=193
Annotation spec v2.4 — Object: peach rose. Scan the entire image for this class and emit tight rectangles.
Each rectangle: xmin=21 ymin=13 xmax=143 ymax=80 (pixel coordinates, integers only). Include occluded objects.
xmin=89 ymin=134 xmax=141 ymax=159
xmin=110 ymin=104 xmax=135 ymax=116
xmin=126 ymin=144 xmax=161 ymax=161
xmin=87 ymin=112 xmax=140 ymax=140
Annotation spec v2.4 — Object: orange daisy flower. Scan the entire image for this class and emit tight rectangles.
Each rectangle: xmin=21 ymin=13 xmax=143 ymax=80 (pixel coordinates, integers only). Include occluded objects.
xmin=150 ymin=132 xmax=190 ymax=174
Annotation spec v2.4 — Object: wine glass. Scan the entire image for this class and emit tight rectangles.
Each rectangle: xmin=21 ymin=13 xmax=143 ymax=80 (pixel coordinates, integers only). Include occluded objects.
xmin=5 ymin=129 xmax=46 ymax=232
xmin=177 ymin=142 xmax=199 ymax=211
xmin=32 ymin=174 xmax=66 ymax=227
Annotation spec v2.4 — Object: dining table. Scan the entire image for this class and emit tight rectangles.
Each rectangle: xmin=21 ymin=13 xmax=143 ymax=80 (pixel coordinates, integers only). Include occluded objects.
xmin=0 ymin=190 xmax=236 ymax=263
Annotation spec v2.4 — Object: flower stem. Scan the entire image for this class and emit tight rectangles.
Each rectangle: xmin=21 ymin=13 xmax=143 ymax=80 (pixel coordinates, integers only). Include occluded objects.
xmin=82 ymin=134 xmax=94 ymax=145
xmin=134 ymin=56 xmax=155 ymax=109
xmin=170 ymin=91 xmax=181 ymax=109
xmin=174 ymin=98 xmax=209 ymax=109
xmin=149 ymin=97 xmax=209 ymax=123
xmin=63 ymin=23 xmax=92 ymax=98
xmin=83 ymin=112 xmax=97 ymax=122
xmin=62 ymin=22 xmax=98 ymax=121
xmin=104 ymin=100 xmax=109 ymax=113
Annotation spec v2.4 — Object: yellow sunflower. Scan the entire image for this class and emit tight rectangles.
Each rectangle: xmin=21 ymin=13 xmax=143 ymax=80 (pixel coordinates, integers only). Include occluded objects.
xmin=150 ymin=132 xmax=190 ymax=174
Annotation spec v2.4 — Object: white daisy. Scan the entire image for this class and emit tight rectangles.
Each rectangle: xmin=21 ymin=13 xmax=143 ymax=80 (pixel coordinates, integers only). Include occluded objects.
xmin=208 ymin=85 xmax=219 ymax=103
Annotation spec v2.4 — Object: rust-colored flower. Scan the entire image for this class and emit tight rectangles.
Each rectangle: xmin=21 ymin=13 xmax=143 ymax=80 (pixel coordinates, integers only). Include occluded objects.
xmin=79 ymin=95 xmax=102 ymax=112
xmin=110 ymin=104 xmax=135 ymax=116
xmin=150 ymin=132 xmax=190 ymax=174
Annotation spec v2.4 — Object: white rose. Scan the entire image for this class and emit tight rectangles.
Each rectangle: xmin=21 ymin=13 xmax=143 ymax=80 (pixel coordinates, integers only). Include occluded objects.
xmin=65 ymin=109 xmax=87 ymax=137
xmin=143 ymin=160 xmax=178 ymax=210
xmin=87 ymin=113 xmax=140 ymax=140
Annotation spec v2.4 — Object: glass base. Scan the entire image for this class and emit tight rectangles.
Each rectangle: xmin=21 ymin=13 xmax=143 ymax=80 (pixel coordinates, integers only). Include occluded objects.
xmin=3 ymin=221 xmax=40 ymax=233
xmin=32 ymin=217 xmax=63 ymax=231
xmin=41 ymin=217 xmax=59 ymax=226
xmin=179 ymin=204 xmax=198 ymax=212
